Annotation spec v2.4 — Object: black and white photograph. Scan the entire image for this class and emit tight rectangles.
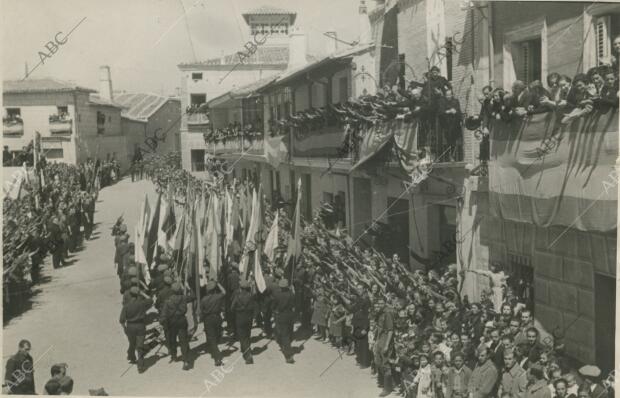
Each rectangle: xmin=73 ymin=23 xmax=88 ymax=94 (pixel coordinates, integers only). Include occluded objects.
xmin=1 ymin=0 xmax=619 ymax=396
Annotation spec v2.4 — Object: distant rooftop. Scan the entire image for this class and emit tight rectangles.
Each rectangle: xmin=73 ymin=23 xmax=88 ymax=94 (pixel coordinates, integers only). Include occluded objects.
xmin=114 ymin=92 xmax=180 ymax=121
xmin=242 ymin=5 xmax=297 ymax=25
xmin=179 ymin=46 xmax=318 ymax=69
xmin=3 ymin=78 xmax=96 ymax=94
xmin=87 ymin=94 xmax=124 ymax=109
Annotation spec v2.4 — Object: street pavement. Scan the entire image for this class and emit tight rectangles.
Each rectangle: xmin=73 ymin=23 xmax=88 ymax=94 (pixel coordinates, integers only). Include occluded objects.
xmin=2 ymin=177 xmax=391 ymax=397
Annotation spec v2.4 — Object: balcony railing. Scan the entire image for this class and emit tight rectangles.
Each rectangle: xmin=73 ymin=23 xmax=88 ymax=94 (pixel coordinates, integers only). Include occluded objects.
xmin=187 ymin=113 xmax=210 ymax=126
xmin=3 ymin=118 xmax=24 ymax=136
xmin=49 ymin=114 xmax=72 ymax=134
xmin=418 ymin=118 xmax=464 ymax=163
xmin=205 ymin=135 xmax=264 ymax=155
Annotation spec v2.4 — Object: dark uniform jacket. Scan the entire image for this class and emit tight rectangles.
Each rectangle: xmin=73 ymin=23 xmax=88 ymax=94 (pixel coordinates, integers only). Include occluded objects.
xmin=201 ymin=292 xmax=225 ymax=317
xmin=272 ymin=288 xmax=295 ymax=315
xmin=161 ymin=293 xmax=194 ymax=324
xmin=4 ymin=352 xmax=35 ymax=394
xmin=119 ymin=296 xmax=153 ymax=325
xmin=231 ymin=290 xmax=256 ymax=315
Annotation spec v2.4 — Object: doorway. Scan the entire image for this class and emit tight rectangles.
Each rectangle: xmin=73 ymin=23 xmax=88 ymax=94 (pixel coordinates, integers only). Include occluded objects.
xmin=594 ymin=273 xmax=616 ymax=374
xmin=387 ymin=197 xmax=410 ymax=266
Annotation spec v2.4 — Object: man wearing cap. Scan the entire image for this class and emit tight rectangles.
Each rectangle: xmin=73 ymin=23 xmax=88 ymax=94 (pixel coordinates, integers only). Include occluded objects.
xmin=579 ymin=365 xmax=607 ymax=398
xmin=525 ymin=364 xmax=551 ymax=398
xmin=156 ymin=276 xmax=174 ymax=358
xmin=120 ymin=266 xmax=139 ymax=295
xmin=119 ymin=285 xmax=153 ymax=373
xmin=115 ymin=234 xmax=130 ymax=278
xmin=201 ymin=281 xmax=225 ymax=366
xmin=232 ymin=279 xmax=257 ymax=364
xmin=352 ymin=289 xmax=371 ymax=368
xmin=374 ymin=299 xmax=396 ymax=397
xmin=161 ymin=282 xmax=194 ymax=370
xmin=467 ymin=346 xmax=498 ymax=398
xmin=260 ymin=267 xmax=276 ymax=338
xmin=225 ymin=263 xmax=241 ymax=337
xmin=272 ymin=278 xmax=296 ymax=364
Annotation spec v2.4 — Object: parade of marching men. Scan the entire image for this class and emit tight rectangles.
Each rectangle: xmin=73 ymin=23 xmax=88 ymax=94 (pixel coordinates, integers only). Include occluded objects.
xmin=2 ymin=0 xmax=619 ymax=397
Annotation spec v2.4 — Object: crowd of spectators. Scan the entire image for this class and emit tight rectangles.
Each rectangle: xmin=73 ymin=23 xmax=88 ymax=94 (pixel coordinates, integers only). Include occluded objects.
xmin=3 ymin=162 xmax=99 ymax=320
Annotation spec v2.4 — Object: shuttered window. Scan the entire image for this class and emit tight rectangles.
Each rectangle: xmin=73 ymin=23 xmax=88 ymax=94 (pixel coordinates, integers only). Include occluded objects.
xmin=595 ymin=16 xmax=611 ymax=65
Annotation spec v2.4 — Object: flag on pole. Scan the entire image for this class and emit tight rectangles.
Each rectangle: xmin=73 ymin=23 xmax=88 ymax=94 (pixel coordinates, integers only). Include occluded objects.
xmin=224 ymin=190 xmax=234 ymax=256
xmin=146 ymin=193 xmax=162 ymax=267
xmin=285 ymin=178 xmax=303 ymax=281
xmin=254 ymin=184 xmax=266 ymax=293
xmin=264 ymin=211 xmax=279 ymax=263
xmin=206 ymin=195 xmax=221 ymax=281
xmin=239 ymin=188 xmax=258 ymax=277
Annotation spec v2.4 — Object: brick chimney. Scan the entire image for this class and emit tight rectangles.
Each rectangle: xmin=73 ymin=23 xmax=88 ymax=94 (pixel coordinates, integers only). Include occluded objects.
xmin=288 ymin=27 xmax=307 ymax=69
xmin=359 ymin=0 xmax=372 ymax=44
xmin=99 ymin=65 xmax=113 ymax=102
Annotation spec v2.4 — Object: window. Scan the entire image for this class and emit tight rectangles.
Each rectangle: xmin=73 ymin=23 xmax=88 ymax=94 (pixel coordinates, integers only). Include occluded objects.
xmin=190 ymin=94 xmax=206 ymax=106
xmin=339 ymin=77 xmax=348 ymax=103
xmin=595 ymin=14 xmax=620 ymax=65
xmin=515 ymin=38 xmax=541 ymax=84
xmin=4 ymin=108 xmax=21 ymax=122
xmin=44 ymin=148 xmax=64 ymax=159
xmin=96 ymin=111 xmax=105 ymax=134
xmin=192 ymin=72 xmax=203 ymax=80
xmin=444 ymin=39 xmax=453 ymax=82
xmin=190 ymin=149 xmax=205 ymax=171
xmin=242 ymin=97 xmax=263 ymax=132
xmin=57 ymin=106 xmax=68 ymax=115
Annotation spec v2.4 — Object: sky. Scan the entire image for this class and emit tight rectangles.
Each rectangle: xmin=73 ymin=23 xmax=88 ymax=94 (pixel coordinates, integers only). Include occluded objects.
xmin=1 ymin=0 xmax=365 ymax=97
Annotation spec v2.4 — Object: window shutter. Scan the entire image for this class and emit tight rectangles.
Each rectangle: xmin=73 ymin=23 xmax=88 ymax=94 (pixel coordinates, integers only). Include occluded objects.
xmin=520 ymin=42 xmax=530 ymax=83
xmin=595 ymin=16 xmax=611 ymax=65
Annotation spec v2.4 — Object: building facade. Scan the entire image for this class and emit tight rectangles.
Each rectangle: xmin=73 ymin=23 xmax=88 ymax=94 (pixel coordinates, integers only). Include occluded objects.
xmin=183 ymin=0 xmax=618 ymax=370
xmin=177 ymin=6 xmax=309 ymax=171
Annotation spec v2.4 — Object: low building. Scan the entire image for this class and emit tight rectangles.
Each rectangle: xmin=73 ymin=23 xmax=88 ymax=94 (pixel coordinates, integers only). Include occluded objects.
xmin=2 ymin=77 xmax=127 ymax=169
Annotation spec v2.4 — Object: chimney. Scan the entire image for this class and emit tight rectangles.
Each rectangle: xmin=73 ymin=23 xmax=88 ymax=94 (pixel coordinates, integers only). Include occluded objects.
xmin=359 ymin=0 xmax=372 ymax=44
xmin=99 ymin=65 xmax=113 ymax=102
xmin=325 ymin=28 xmax=338 ymax=55
xmin=288 ymin=27 xmax=307 ymax=69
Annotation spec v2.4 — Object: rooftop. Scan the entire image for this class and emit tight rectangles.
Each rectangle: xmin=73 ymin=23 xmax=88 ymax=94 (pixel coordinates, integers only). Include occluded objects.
xmin=242 ymin=5 xmax=297 ymax=25
xmin=3 ymin=78 xmax=96 ymax=94
xmin=208 ymin=74 xmax=280 ymax=107
xmin=179 ymin=46 xmax=290 ymax=68
xmin=114 ymin=92 xmax=180 ymax=121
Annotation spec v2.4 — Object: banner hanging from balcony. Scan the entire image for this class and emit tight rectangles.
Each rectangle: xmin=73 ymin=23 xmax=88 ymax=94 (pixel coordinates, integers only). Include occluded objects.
xmin=291 ymin=126 xmax=348 ymax=157
xmin=488 ymin=109 xmax=618 ymax=232
xmin=265 ymin=136 xmax=288 ymax=169
xmin=350 ymin=120 xmax=418 ymax=174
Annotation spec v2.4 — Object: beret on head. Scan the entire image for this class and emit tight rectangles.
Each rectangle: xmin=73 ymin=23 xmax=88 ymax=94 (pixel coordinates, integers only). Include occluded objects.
xmin=163 ymin=276 xmax=173 ymax=285
xmin=127 ymin=267 xmax=138 ymax=276
xmin=171 ymin=282 xmax=182 ymax=292
xmin=129 ymin=286 xmax=139 ymax=295
xmin=278 ymin=278 xmax=289 ymax=288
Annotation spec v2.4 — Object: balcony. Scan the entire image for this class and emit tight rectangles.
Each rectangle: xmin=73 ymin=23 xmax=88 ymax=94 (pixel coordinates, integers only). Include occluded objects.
xmin=187 ymin=112 xmax=210 ymax=126
xmin=205 ymin=129 xmax=264 ymax=155
xmin=49 ymin=114 xmax=72 ymax=135
xmin=3 ymin=117 xmax=23 ymax=136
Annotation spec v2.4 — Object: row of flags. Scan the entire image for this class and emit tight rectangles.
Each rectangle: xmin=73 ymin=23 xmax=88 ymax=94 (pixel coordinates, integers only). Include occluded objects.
xmin=131 ymin=177 xmax=304 ymax=328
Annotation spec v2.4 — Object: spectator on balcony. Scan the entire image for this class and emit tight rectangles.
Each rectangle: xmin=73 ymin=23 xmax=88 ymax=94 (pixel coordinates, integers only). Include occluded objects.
xmin=438 ymin=89 xmax=462 ymax=161
xmin=479 ymin=85 xmax=494 ymax=126
xmin=586 ymin=67 xmax=605 ymax=96
xmin=502 ymin=80 xmax=530 ymax=120
xmin=566 ymin=74 xmax=593 ymax=111
xmin=597 ymin=66 xmax=619 ymax=111
xmin=525 ymin=81 xmax=554 ymax=115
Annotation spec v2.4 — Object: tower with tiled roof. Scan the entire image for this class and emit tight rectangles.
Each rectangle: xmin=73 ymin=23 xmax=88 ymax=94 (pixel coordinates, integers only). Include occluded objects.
xmin=241 ymin=5 xmax=297 ymax=47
